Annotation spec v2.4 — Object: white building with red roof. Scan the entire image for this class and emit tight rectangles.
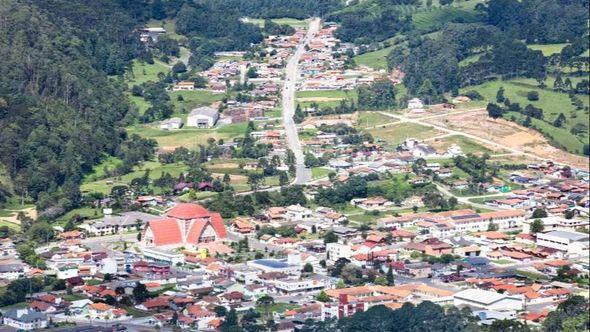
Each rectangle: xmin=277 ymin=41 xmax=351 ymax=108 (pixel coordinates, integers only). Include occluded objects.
xmin=142 ymin=203 xmax=227 ymax=249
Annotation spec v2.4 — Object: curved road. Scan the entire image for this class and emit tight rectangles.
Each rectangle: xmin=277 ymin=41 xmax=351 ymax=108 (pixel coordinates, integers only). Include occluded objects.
xmin=282 ymin=18 xmax=321 ymax=184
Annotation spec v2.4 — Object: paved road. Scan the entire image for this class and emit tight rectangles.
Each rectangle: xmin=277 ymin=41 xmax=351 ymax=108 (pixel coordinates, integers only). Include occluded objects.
xmin=282 ymin=18 xmax=321 ymax=185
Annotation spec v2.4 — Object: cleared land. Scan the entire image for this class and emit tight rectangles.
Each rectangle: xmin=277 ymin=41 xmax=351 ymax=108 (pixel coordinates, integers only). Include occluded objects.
xmin=423 ymin=109 xmax=589 ymax=169
xmin=460 ymin=78 xmax=589 ymax=155
xmin=170 ymin=90 xmax=226 ymax=117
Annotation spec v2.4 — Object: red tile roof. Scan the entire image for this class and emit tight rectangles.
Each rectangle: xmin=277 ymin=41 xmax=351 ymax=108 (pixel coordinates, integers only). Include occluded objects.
xmin=210 ymin=213 xmax=227 ymax=238
xmin=148 ymin=218 xmax=183 ymax=246
xmin=186 ymin=221 xmax=208 ymax=244
xmin=167 ymin=203 xmax=210 ymax=219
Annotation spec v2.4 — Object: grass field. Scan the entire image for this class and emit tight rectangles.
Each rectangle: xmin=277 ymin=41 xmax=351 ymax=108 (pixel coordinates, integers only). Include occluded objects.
xmin=312 ymin=167 xmax=331 ymax=179
xmin=412 ymin=7 xmax=482 ymax=31
xmin=146 ymin=19 xmax=183 ymax=40
xmin=296 ymin=89 xmax=358 ymax=108
xmin=55 ymin=207 xmax=103 ymax=225
xmin=367 ymin=122 xmax=441 ymax=147
xmin=435 ymin=135 xmax=494 ymax=155
xmin=358 ymin=112 xmax=398 ymax=128
xmin=458 ymin=54 xmax=482 ymax=67
xmin=353 ymin=46 xmax=393 ymax=70
xmin=126 ymin=122 xmax=248 ymax=149
xmin=528 ymin=43 xmax=569 ymax=56
xmin=245 ymin=17 xmax=308 ymax=28
xmin=125 ymin=60 xmax=170 ymax=85
xmin=81 ymin=161 xmax=191 ymax=194
xmin=170 ymin=90 xmax=226 ymax=117
xmin=460 ymin=78 xmax=589 ymax=154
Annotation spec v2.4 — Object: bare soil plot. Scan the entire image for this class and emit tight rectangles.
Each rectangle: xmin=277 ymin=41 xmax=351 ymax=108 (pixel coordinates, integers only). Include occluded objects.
xmin=425 ymin=109 xmax=589 ymax=169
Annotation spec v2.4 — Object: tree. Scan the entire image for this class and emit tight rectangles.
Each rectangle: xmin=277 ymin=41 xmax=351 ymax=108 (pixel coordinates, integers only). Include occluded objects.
xmin=496 ymin=87 xmax=505 ymax=103
xmin=439 ymin=0 xmax=453 ymax=5
xmin=303 ymin=262 xmax=314 ymax=273
xmin=386 ymin=266 xmax=395 ymax=286
xmin=315 ymin=291 xmax=331 ymax=302
xmin=220 ymin=308 xmax=239 ymax=332
xmin=172 ymin=62 xmax=187 ymax=73
xmin=132 ymin=282 xmax=149 ymax=303
xmin=417 ymin=79 xmax=438 ymax=105
xmin=553 ymin=113 xmax=566 ymax=128
xmin=214 ymin=305 xmax=227 ymax=317
xmin=487 ymin=220 xmax=499 ymax=231
xmin=294 ymin=104 xmax=306 ymax=123
xmin=532 ymin=208 xmax=548 ymax=219
xmin=527 ymin=91 xmax=539 ymax=101
xmin=487 ymin=103 xmax=504 ymax=119
xmin=530 ymin=219 xmax=544 ymax=234
xmin=323 ymin=231 xmax=338 ymax=244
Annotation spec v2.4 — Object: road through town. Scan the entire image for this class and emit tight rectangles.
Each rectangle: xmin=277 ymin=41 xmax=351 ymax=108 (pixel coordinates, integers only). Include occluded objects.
xmin=282 ymin=18 xmax=320 ymax=184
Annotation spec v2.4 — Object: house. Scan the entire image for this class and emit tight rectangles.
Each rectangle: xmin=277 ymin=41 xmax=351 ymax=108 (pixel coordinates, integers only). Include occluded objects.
xmin=408 ymin=98 xmax=424 ymax=110
xmin=2 ymin=308 xmax=48 ymax=330
xmin=0 ymin=263 xmax=24 ymax=280
xmin=187 ymin=106 xmax=219 ymax=128
xmin=403 ymin=262 xmax=432 ymax=278
xmin=173 ymin=81 xmax=195 ymax=91
xmin=142 ymin=203 xmax=227 ymax=249
xmin=88 ymin=302 xmax=128 ymax=320
xmin=160 ymin=117 xmax=183 ymax=130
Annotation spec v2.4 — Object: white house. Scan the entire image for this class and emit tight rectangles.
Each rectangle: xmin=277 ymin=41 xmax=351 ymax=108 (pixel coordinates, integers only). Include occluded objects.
xmin=285 ymin=204 xmax=313 ymax=221
xmin=173 ymin=81 xmax=195 ymax=91
xmin=326 ymin=242 xmax=352 ymax=263
xmin=2 ymin=309 xmax=48 ymax=330
xmin=187 ymin=106 xmax=219 ymax=128
xmin=453 ymin=289 xmax=524 ymax=311
xmin=408 ymin=98 xmax=424 ymax=110
xmin=160 ymin=117 xmax=183 ymax=130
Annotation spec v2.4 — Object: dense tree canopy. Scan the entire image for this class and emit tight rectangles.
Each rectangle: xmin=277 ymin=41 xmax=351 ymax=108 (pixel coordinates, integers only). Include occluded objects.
xmin=0 ymin=0 xmax=149 ymax=215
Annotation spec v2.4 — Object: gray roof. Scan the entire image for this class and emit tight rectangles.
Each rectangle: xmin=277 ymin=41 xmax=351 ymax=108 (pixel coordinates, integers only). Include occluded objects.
xmin=0 ymin=264 xmax=24 ymax=273
xmin=544 ymin=230 xmax=589 ymax=242
xmin=3 ymin=308 xmax=46 ymax=322
xmin=93 ymin=211 xmax=159 ymax=227
xmin=189 ymin=106 xmax=218 ymax=118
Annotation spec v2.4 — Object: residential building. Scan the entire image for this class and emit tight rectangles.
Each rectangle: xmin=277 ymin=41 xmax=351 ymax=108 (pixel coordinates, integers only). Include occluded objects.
xmin=453 ymin=289 xmax=524 ymax=311
xmin=2 ymin=309 xmax=48 ymax=330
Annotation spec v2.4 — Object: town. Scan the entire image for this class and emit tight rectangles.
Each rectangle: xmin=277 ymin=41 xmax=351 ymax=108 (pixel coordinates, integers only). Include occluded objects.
xmin=0 ymin=1 xmax=589 ymax=332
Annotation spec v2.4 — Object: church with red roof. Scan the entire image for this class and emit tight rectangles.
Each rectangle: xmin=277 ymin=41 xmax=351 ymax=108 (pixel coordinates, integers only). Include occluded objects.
xmin=142 ymin=203 xmax=227 ymax=248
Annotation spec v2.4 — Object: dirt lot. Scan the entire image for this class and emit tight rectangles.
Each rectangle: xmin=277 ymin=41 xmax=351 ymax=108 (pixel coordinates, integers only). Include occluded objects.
xmin=424 ymin=109 xmax=589 ymax=169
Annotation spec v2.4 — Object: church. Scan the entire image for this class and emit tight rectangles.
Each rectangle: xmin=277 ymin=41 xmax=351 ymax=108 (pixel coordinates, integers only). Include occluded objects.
xmin=142 ymin=203 xmax=227 ymax=249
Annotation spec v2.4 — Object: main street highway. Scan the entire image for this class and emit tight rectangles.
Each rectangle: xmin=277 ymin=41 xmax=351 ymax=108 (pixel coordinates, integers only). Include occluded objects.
xmin=281 ymin=18 xmax=320 ymax=185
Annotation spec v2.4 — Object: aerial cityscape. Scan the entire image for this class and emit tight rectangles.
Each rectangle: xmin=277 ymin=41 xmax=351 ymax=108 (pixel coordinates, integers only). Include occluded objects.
xmin=0 ymin=0 xmax=588 ymax=331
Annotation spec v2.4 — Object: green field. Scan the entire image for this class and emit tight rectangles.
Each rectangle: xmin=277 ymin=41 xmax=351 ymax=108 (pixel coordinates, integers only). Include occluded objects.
xmin=126 ymin=122 xmax=248 ymax=150
xmin=55 ymin=207 xmax=103 ymax=225
xmin=436 ymin=135 xmax=494 ymax=155
xmin=358 ymin=112 xmax=398 ymax=128
xmin=81 ymin=161 xmax=191 ymax=194
xmin=460 ymin=78 xmax=589 ymax=154
xmin=146 ymin=19 xmax=183 ymax=40
xmin=412 ymin=7 xmax=482 ymax=31
xmin=528 ymin=43 xmax=569 ymax=56
xmin=245 ymin=17 xmax=308 ymax=28
xmin=367 ymin=122 xmax=441 ymax=147
xmin=125 ymin=60 xmax=170 ymax=85
xmin=353 ymin=46 xmax=393 ymax=70
xmin=458 ymin=54 xmax=482 ymax=67
xmin=170 ymin=90 xmax=226 ymax=117
xmin=296 ymin=89 xmax=358 ymax=108
xmin=311 ymin=167 xmax=331 ymax=179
